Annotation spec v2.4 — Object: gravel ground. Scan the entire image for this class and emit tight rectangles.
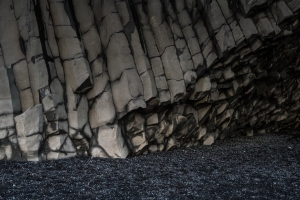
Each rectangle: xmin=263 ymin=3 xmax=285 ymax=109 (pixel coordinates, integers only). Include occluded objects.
xmin=1 ymin=133 xmax=300 ymax=199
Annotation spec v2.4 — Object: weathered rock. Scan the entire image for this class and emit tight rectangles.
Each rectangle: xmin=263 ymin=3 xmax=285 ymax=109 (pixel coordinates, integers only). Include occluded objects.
xmin=133 ymin=0 xmax=171 ymax=105
xmin=92 ymin=0 xmax=146 ymax=118
xmin=72 ymin=0 xmax=117 ymax=129
xmin=90 ymin=124 xmax=129 ymax=158
xmin=15 ymin=104 xmax=44 ymax=161
xmin=0 ymin=0 xmax=34 ymax=111
xmin=48 ymin=0 xmax=93 ymax=93
xmin=116 ymin=0 xmax=159 ymax=106
xmin=43 ymin=134 xmax=76 ymax=160
xmin=13 ymin=0 xmax=50 ymax=105
xmin=0 ymin=47 xmax=21 ymax=161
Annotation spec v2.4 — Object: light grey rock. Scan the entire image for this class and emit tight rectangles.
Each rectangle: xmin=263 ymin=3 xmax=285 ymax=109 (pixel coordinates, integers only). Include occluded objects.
xmin=0 ymin=0 xmax=34 ymax=111
xmin=203 ymin=135 xmax=214 ymax=145
xmin=44 ymin=134 xmax=76 ymax=160
xmin=237 ymin=12 xmax=258 ymax=42
xmin=72 ymin=0 xmax=117 ymax=129
xmin=146 ymin=0 xmax=187 ymax=103
xmin=116 ymin=0 xmax=159 ymax=105
xmin=0 ymin=47 xmax=21 ymax=161
xmin=15 ymin=104 xmax=44 ymax=161
xmin=66 ymin=84 xmax=92 ymax=156
xmin=193 ymin=17 xmax=218 ymax=69
xmin=198 ymin=0 xmax=236 ymax=57
xmin=189 ymin=75 xmax=212 ymax=100
xmin=133 ymin=1 xmax=171 ymax=105
xmin=90 ymin=124 xmax=129 ymax=158
xmin=39 ymin=0 xmax=65 ymax=83
xmin=48 ymin=0 xmax=93 ymax=93
xmin=13 ymin=0 xmax=49 ymax=105
xmin=174 ymin=0 xmax=204 ymax=70
xmin=93 ymin=0 xmax=146 ymax=118
xmin=162 ymin=0 xmax=195 ymax=73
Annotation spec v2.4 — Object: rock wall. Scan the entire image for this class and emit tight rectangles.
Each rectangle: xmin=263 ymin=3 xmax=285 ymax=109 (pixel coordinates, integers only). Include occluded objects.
xmin=0 ymin=0 xmax=300 ymax=161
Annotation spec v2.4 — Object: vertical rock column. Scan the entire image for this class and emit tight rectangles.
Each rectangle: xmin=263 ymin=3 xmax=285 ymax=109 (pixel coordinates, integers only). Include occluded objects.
xmin=0 ymin=0 xmax=34 ymax=111
xmin=0 ymin=47 xmax=22 ymax=161
xmin=115 ymin=0 xmax=159 ymax=108
xmin=185 ymin=0 xmax=218 ymax=69
xmin=73 ymin=0 xmax=129 ymax=158
xmin=217 ymin=0 xmax=246 ymax=49
xmin=72 ymin=0 xmax=116 ymax=130
xmin=36 ymin=0 xmax=76 ymax=160
xmin=173 ymin=0 xmax=205 ymax=74
xmin=13 ymin=0 xmax=50 ymax=104
xmin=145 ymin=0 xmax=186 ymax=103
xmin=48 ymin=0 xmax=93 ymax=155
xmin=161 ymin=0 xmax=197 ymax=87
xmin=197 ymin=0 xmax=236 ymax=58
xmin=92 ymin=0 xmax=146 ymax=119
xmin=39 ymin=85 xmax=77 ymax=160
xmin=132 ymin=0 xmax=171 ymax=105
xmin=39 ymin=0 xmax=65 ymax=84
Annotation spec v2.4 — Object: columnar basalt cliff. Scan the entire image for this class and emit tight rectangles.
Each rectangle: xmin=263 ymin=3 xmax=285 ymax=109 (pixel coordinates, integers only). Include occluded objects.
xmin=0 ymin=0 xmax=300 ymax=161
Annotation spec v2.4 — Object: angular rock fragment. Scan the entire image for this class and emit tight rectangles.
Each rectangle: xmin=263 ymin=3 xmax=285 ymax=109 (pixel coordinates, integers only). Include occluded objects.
xmin=15 ymin=104 xmax=44 ymax=161
xmin=124 ymin=113 xmax=148 ymax=155
xmin=271 ymin=0 xmax=293 ymax=25
xmin=90 ymin=124 xmax=129 ymax=158
xmin=43 ymin=134 xmax=76 ymax=160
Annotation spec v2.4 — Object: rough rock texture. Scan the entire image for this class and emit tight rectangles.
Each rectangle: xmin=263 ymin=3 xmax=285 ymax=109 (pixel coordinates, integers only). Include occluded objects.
xmin=0 ymin=0 xmax=300 ymax=161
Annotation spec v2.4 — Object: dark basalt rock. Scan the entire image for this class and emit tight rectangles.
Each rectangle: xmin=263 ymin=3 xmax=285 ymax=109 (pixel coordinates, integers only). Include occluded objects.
xmin=0 ymin=0 xmax=300 ymax=161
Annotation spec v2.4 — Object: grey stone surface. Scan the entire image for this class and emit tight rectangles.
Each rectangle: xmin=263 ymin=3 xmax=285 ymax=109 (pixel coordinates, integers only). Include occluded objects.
xmin=0 ymin=0 xmax=34 ymax=111
xmin=93 ymin=0 xmax=146 ymax=118
xmin=13 ymin=0 xmax=49 ymax=105
xmin=90 ymin=124 xmax=129 ymax=158
xmin=15 ymin=104 xmax=44 ymax=161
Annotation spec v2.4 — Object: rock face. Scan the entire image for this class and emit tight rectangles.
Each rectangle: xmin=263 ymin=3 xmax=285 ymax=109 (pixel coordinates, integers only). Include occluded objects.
xmin=0 ymin=0 xmax=300 ymax=161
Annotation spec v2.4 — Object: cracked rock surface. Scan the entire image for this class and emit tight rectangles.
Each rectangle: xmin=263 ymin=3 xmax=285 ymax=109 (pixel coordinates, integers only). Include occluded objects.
xmin=0 ymin=0 xmax=300 ymax=161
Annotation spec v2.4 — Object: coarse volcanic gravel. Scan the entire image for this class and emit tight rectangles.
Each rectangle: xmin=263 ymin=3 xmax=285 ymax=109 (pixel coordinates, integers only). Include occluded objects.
xmin=1 ymin=133 xmax=300 ymax=199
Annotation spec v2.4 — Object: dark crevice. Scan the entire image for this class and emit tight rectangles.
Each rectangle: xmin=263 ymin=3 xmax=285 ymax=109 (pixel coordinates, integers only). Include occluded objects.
xmin=64 ymin=0 xmax=82 ymax=41
xmin=33 ymin=1 xmax=53 ymax=85
xmin=128 ymin=0 xmax=147 ymax=53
